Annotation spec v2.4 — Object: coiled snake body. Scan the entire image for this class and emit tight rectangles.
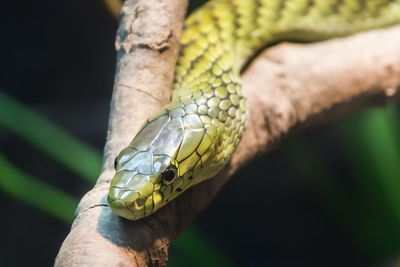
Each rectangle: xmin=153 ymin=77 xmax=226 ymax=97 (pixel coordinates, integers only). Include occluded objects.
xmin=108 ymin=0 xmax=400 ymax=220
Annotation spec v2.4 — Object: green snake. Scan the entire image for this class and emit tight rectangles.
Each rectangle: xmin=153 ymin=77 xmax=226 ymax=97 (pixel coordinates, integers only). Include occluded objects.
xmin=108 ymin=0 xmax=400 ymax=220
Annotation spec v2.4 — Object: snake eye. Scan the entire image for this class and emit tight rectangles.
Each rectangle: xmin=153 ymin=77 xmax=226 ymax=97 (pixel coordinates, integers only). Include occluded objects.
xmin=161 ymin=166 xmax=177 ymax=184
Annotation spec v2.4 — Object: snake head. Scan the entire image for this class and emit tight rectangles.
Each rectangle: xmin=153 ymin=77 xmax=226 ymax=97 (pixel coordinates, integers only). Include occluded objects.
xmin=107 ymin=106 xmax=212 ymax=220
xmin=107 ymin=146 xmax=181 ymax=220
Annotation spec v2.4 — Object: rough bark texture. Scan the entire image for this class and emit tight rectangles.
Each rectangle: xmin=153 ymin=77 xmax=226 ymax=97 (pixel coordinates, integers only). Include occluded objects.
xmin=55 ymin=0 xmax=400 ymax=265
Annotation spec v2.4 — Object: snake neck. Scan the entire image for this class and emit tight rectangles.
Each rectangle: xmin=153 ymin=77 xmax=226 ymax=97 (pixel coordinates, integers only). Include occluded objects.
xmin=166 ymin=86 xmax=247 ymax=185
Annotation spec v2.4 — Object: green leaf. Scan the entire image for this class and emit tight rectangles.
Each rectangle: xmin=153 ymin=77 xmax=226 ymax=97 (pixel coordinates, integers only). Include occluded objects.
xmin=0 ymin=91 xmax=102 ymax=184
xmin=0 ymin=152 xmax=78 ymax=224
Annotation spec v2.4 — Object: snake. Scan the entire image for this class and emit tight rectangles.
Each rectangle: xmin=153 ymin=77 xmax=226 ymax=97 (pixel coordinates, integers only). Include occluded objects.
xmin=107 ymin=0 xmax=400 ymax=220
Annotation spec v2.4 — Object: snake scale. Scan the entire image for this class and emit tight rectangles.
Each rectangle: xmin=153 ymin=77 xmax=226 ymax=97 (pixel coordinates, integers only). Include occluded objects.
xmin=108 ymin=0 xmax=400 ymax=220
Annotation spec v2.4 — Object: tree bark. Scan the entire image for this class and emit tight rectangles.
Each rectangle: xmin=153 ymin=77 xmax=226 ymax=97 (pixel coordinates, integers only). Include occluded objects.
xmin=55 ymin=0 xmax=400 ymax=265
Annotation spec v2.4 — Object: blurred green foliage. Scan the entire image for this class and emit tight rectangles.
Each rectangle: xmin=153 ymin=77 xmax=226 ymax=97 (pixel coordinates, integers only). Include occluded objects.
xmin=0 ymin=91 xmax=102 ymax=183
xmin=0 ymin=153 xmax=78 ymax=224
xmin=284 ymin=105 xmax=400 ymax=263
xmin=169 ymin=226 xmax=235 ymax=267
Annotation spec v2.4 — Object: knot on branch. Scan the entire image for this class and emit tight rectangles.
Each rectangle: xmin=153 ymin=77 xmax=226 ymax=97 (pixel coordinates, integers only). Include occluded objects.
xmin=116 ymin=0 xmax=174 ymax=54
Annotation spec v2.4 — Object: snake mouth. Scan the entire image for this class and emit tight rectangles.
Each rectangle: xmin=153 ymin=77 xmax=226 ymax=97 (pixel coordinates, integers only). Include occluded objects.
xmin=107 ymin=169 xmax=159 ymax=220
xmin=107 ymin=184 xmax=165 ymax=220
xmin=107 ymin=194 xmax=148 ymax=220
xmin=107 ymin=184 xmax=148 ymax=220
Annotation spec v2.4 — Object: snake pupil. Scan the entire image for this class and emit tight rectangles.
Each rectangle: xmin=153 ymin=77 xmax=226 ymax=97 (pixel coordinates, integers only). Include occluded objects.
xmin=114 ymin=157 xmax=118 ymax=170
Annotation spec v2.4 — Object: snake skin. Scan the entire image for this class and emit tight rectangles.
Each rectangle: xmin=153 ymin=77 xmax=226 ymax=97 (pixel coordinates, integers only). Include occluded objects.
xmin=108 ymin=0 xmax=400 ymax=220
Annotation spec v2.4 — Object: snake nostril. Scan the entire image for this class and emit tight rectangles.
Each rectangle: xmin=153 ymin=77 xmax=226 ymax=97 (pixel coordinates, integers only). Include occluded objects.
xmin=135 ymin=197 xmax=146 ymax=207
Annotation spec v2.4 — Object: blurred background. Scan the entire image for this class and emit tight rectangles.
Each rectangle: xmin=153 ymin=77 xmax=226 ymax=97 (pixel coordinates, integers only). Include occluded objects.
xmin=1 ymin=0 xmax=400 ymax=266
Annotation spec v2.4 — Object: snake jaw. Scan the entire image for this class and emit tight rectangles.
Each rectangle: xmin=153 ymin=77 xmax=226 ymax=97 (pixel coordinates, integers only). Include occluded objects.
xmin=107 ymin=197 xmax=143 ymax=220
xmin=107 ymin=192 xmax=155 ymax=220
xmin=107 ymin=168 xmax=162 ymax=220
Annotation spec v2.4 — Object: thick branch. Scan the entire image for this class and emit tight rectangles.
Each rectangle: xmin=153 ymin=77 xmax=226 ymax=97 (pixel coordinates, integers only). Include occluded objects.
xmin=55 ymin=0 xmax=400 ymax=265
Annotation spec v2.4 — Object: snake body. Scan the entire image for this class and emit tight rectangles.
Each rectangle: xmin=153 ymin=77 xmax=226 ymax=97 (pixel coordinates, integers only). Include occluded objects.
xmin=108 ymin=0 xmax=400 ymax=220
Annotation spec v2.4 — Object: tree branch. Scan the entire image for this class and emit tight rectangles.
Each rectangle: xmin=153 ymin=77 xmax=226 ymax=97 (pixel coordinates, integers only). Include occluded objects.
xmin=55 ymin=0 xmax=400 ymax=265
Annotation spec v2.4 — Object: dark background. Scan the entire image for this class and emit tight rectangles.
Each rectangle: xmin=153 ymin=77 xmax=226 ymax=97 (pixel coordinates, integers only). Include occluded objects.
xmin=1 ymin=0 xmax=400 ymax=266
